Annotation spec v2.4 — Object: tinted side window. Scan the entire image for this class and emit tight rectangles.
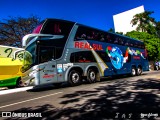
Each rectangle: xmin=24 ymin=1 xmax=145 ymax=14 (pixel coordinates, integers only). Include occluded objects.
xmin=75 ymin=26 xmax=96 ymax=40
xmin=75 ymin=26 xmax=106 ymax=42
xmin=38 ymin=45 xmax=55 ymax=63
xmin=38 ymin=46 xmax=63 ymax=63
xmin=55 ymin=47 xmax=63 ymax=59
xmin=70 ymin=51 xmax=96 ymax=63
xmin=96 ymin=51 xmax=110 ymax=62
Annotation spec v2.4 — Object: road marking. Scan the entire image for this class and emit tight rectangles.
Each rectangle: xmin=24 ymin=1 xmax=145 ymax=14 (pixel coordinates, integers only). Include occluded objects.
xmin=0 ymin=86 xmax=34 ymax=95
xmin=0 ymin=92 xmax=63 ymax=109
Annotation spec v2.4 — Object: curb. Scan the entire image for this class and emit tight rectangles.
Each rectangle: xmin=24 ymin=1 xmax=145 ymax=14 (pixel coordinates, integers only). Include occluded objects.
xmin=0 ymin=86 xmax=33 ymax=95
xmin=0 ymin=87 xmax=8 ymax=91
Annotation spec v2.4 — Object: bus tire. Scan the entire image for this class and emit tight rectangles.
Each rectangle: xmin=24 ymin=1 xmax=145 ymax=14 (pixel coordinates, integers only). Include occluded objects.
xmin=131 ymin=67 xmax=136 ymax=76
xmin=87 ymin=69 xmax=97 ymax=83
xmin=16 ymin=78 xmax=22 ymax=88
xmin=137 ymin=67 xmax=142 ymax=76
xmin=68 ymin=70 xmax=81 ymax=86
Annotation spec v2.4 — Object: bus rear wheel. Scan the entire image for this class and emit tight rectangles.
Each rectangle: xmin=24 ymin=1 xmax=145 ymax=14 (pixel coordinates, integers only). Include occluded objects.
xmin=131 ymin=67 xmax=136 ymax=76
xmin=68 ymin=70 xmax=81 ymax=86
xmin=87 ymin=69 xmax=97 ymax=83
xmin=137 ymin=67 xmax=142 ymax=76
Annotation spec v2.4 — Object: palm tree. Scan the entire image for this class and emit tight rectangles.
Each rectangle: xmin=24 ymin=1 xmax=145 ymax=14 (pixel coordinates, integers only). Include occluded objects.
xmin=131 ymin=11 xmax=156 ymax=33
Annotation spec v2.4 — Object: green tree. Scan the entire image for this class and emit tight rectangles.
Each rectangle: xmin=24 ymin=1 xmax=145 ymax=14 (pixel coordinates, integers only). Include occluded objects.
xmin=126 ymin=31 xmax=160 ymax=60
xmin=155 ymin=21 xmax=160 ymax=38
xmin=0 ymin=15 xmax=41 ymax=47
xmin=131 ymin=11 xmax=156 ymax=34
xmin=108 ymin=28 xmax=115 ymax=33
xmin=116 ymin=32 xmax=123 ymax=35
xmin=129 ymin=11 xmax=160 ymax=60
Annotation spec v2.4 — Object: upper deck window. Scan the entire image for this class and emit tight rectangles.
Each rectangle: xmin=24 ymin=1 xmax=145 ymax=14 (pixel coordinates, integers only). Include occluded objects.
xmin=40 ymin=19 xmax=74 ymax=37
xmin=75 ymin=26 xmax=101 ymax=41
xmin=74 ymin=25 xmax=146 ymax=49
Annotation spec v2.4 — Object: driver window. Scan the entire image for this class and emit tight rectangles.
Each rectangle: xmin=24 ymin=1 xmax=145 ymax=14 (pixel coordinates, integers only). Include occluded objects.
xmin=38 ymin=46 xmax=55 ymax=63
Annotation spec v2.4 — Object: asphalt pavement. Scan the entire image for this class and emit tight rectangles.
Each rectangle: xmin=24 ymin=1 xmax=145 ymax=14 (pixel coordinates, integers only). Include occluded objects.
xmin=0 ymin=71 xmax=160 ymax=120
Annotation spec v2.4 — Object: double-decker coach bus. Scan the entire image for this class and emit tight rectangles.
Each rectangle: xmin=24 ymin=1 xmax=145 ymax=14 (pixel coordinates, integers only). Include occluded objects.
xmin=21 ymin=18 xmax=149 ymax=86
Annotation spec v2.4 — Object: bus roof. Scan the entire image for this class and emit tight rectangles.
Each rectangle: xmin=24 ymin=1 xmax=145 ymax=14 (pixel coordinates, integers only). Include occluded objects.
xmin=43 ymin=18 xmax=75 ymax=25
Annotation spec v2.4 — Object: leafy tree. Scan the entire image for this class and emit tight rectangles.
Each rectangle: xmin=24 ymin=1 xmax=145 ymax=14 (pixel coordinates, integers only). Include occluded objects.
xmin=125 ymin=31 xmax=155 ymax=40
xmin=131 ymin=11 xmax=156 ymax=34
xmin=126 ymin=31 xmax=160 ymax=60
xmin=116 ymin=32 xmax=123 ymax=35
xmin=155 ymin=21 xmax=160 ymax=38
xmin=108 ymin=28 xmax=115 ymax=33
xmin=128 ymin=11 xmax=160 ymax=60
xmin=0 ymin=15 xmax=41 ymax=47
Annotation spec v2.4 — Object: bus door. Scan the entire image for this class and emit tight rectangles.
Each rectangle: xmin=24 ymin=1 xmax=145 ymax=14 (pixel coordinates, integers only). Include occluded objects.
xmin=54 ymin=47 xmax=65 ymax=82
xmin=37 ymin=45 xmax=58 ymax=84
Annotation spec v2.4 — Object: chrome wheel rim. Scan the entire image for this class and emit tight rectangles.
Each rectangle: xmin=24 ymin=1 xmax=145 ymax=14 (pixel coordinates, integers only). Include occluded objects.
xmin=90 ymin=71 xmax=96 ymax=81
xmin=72 ymin=73 xmax=79 ymax=83
xmin=138 ymin=68 xmax=141 ymax=74
xmin=132 ymin=68 xmax=136 ymax=75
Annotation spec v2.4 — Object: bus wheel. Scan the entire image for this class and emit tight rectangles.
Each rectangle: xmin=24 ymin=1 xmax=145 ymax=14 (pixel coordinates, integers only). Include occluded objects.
xmin=131 ymin=67 xmax=136 ymax=76
xmin=16 ymin=78 xmax=22 ymax=88
xmin=137 ymin=67 xmax=142 ymax=76
xmin=87 ymin=69 xmax=97 ymax=83
xmin=68 ymin=70 xmax=81 ymax=86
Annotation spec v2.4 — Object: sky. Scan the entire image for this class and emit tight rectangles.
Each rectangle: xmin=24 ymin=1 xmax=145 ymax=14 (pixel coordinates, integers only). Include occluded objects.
xmin=0 ymin=0 xmax=160 ymax=31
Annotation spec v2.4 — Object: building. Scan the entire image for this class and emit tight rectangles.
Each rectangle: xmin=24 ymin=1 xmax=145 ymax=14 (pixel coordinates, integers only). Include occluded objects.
xmin=113 ymin=5 xmax=145 ymax=34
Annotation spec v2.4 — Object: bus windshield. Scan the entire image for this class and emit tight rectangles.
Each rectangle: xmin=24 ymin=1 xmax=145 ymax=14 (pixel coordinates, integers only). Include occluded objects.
xmin=22 ymin=41 xmax=36 ymax=72
xmin=22 ymin=36 xmax=66 ymax=72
